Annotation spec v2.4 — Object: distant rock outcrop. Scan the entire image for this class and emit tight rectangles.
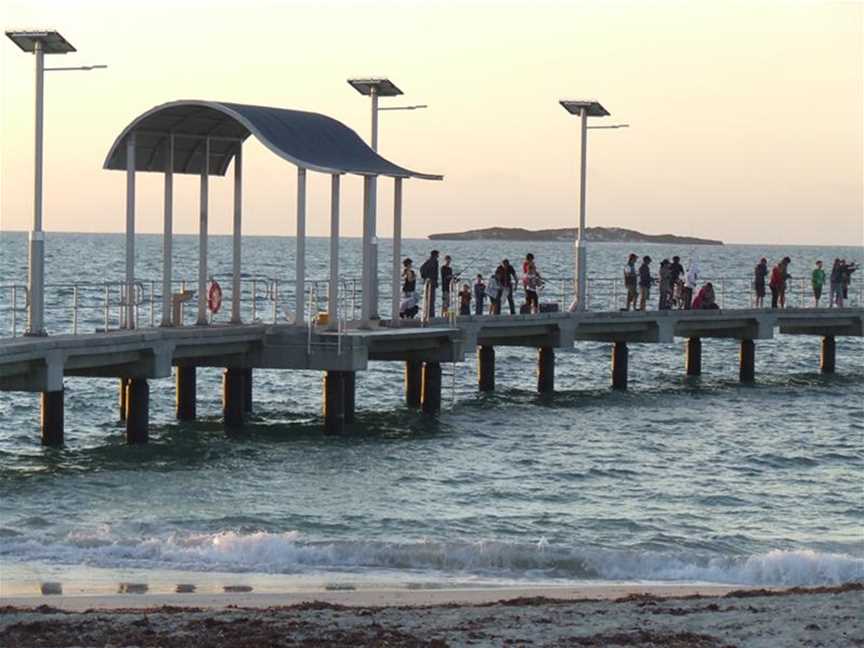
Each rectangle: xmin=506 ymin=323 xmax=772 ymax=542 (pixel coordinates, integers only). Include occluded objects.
xmin=428 ymin=227 xmax=723 ymax=245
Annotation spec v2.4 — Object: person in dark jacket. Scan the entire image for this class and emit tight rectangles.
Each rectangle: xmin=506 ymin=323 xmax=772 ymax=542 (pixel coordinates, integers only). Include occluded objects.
xmin=419 ymin=250 xmax=439 ymax=318
xmin=473 ymin=274 xmax=486 ymax=315
xmin=501 ymin=259 xmax=518 ymax=315
xmin=638 ymin=256 xmax=654 ymax=311
xmin=440 ymin=255 xmax=454 ymax=315
xmin=754 ymin=258 xmax=768 ymax=308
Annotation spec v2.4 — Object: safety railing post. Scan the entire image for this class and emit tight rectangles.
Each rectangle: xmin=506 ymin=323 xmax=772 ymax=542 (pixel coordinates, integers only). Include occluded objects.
xmin=72 ymin=285 xmax=79 ymax=335
xmin=150 ymin=280 xmax=155 ymax=327
xmin=272 ymin=279 xmax=278 ymax=324
xmin=251 ymin=279 xmax=257 ymax=322
xmin=11 ymin=286 xmax=17 ymax=337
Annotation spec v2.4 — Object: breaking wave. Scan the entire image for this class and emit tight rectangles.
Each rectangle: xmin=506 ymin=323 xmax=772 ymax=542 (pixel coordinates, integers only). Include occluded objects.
xmin=2 ymin=529 xmax=862 ymax=587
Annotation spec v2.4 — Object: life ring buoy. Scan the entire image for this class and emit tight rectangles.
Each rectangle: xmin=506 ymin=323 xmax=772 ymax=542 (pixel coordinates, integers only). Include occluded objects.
xmin=208 ymin=281 xmax=223 ymax=314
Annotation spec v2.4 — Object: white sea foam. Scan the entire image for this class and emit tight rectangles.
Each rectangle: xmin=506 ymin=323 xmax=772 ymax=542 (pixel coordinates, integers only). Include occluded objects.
xmin=2 ymin=529 xmax=862 ymax=586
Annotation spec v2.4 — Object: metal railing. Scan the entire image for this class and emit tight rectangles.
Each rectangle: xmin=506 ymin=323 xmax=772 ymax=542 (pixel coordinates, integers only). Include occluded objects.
xmin=1 ymin=274 xmax=861 ymax=339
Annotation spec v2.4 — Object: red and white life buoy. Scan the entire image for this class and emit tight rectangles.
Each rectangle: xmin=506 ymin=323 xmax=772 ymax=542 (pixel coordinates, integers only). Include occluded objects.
xmin=208 ymin=280 xmax=223 ymax=314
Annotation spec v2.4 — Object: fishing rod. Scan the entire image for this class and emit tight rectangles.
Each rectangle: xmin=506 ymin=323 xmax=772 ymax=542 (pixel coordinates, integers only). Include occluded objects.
xmin=451 ymin=249 xmax=492 ymax=282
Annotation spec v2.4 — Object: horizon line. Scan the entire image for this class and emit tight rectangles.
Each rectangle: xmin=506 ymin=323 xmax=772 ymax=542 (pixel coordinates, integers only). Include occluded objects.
xmin=0 ymin=228 xmax=862 ymax=248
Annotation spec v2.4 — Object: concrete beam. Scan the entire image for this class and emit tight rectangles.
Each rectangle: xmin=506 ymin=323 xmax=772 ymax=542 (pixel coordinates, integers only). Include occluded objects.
xmin=223 ymin=368 xmax=246 ymax=429
xmin=126 ymin=378 xmax=149 ymax=444
xmin=41 ymin=389 xmax=64 ymax=446
xmin=537 ymin=347 xmax=554 ymax=393
xmin=478 ymin=345 xmax=495 ymax=392
xmin=821 ymin=335 xmax=836 ymax=373
xmin=612 ymin=341 xmax=628 ymax=390
xmin=686 ymin=338 xmax=702 ymax=376
xmin=739 ymin=340 xmax=755 ymax=383
xmin=176 ymin=366 xmax=196 ymax=421
xmin=405 ymin=361 xmax=422 ymax=407
xmin=323 ymin=370 xmax=346 ymax=434
xmin=421 ymin=362 xmax=442 ymax=414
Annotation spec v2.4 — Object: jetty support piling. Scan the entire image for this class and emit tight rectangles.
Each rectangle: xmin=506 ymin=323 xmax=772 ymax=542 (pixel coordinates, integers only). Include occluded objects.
xmin=821 ymin=335 xmax=836 ymax=373
xmin=323 ymin=370 xmax=346 ymax=434
xmin=243 ymin=368 xmax=253 ymax=413
xmin=176 ymin=366 xmax=196 ymax=421
xmin=41 ymin=389 xmax=64 ymax=446
xmin=686 ymin=337 xmax=702 ymax=376
xmin=537 ymin=347 xmax=554 ymax=393
xmin=222 ymin=368 xmax=246 ymax=428
xmin=125 ymin=378 xmax=149 ymax=444
xmin=119 ymin=377 xmax=130 ymax=421
xmin=405 ymin=360 xmax=422 ymax=407
xmin=422 ymin=362 xmax=442 ymax=414
xmin=739 ymin=340 xmax=755 ymax=383
xmin=478 ymin=345 xmax=495 ymax=392
xmin=612 ymin=341 xmax=628 ymax=390
xmin=343 ymin=371 xmax=356 ymax=424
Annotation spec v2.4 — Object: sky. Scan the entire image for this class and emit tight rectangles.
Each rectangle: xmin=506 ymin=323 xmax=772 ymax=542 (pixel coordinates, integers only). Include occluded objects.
xmin=0 ymin=0 xmax=862 ymax=245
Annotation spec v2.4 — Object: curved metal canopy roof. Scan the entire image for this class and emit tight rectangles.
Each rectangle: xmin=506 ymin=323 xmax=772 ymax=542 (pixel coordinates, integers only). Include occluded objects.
xmin=103 ymin=100 xmax=442 ymax=180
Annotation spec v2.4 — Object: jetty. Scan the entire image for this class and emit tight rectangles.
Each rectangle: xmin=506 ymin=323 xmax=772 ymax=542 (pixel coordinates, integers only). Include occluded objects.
xmin=1 ymin=97 xmax=862 ymax=446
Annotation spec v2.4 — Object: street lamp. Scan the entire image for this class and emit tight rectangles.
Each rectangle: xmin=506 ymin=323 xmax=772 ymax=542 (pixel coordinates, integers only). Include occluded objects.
xmin=6 ymin=30 xmax=107 ymax=336
xmin=347 ymin=78 xmax=427 ymax=322
xmin=560 ymin=99 xmax=625 ymax=312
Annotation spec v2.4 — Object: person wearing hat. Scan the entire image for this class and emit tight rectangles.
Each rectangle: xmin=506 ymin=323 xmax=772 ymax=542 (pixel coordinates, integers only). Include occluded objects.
xmin=638 ymin=255 xmax=654 ymax=311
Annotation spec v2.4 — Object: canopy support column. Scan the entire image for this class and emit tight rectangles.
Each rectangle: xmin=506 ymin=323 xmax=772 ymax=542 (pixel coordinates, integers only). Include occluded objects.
xmin=296 ymin=167 xmax=307 ymax=323
xmin=125 ymin=134 xmax=136 ymax=329
xmin=196 ymin=138 xmax=210 ymax=326
xmin=328 ymin=174 xmax=341 ymax=325
xmin=362 ymin=175 xmax=378 ymax=322
xmin=160 ymin=134 xmax=174 ymax=326
xmin=231 ymin=143 xmax=243 ymax=324
xmin=391 ymin=178 xmax=403 ymax=323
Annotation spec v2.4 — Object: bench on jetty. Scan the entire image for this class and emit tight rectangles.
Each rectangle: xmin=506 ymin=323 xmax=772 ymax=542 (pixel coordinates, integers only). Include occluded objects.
xmin=1 ymin=308 xmax=861 ymax=445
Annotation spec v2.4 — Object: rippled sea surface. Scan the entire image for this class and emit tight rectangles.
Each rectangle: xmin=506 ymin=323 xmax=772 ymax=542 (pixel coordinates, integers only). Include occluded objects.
xmin=1 ymin=233 xmax=862 ymax=592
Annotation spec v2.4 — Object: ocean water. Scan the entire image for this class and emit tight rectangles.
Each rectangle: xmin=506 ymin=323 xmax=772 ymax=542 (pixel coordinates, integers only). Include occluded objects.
xmin=0 ymin=232 xmax=863 ymax=594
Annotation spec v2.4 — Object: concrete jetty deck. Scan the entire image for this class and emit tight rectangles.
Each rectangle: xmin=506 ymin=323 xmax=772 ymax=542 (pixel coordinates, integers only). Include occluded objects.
xmin=1 ymin=307 xmax=861 ymax=445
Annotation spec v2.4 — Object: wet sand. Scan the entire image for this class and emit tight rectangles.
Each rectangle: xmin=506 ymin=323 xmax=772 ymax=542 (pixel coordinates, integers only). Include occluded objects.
xmin=1 ymin=582 xmax=861 ymax=646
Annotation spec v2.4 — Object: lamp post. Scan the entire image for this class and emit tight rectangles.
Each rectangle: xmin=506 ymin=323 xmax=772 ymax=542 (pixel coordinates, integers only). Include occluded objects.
xmin=5 ymin=30 xmax=106 ymax=336
xmin=559 ymin=100 xmax=627 ymax=312
xmin=347 ymin=78 xmax=427 ymax=322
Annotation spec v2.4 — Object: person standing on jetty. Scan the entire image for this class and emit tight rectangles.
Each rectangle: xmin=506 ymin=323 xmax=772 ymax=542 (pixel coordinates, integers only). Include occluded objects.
xmin=770 ymin=257 xmax=791 ymax=308
xmin=638 ymin=256 xmax=654 ymax=311
xmin=623 ymin=253 xmax=638 ymax=310
xmin=812 ymin=260 xmax=826 ymax=307
xmin=458 ymin=283 xmax=472 ymax=316
xmin=684 ymin=259 xmax=699 ymax=310
xmin=400 ymin=258 xmax=419 ymax=319
xmin=522 ymin=253 xmax=541 ymax=314
xmin=487 ymin=266 xmax=505 ymax=314
xmin=841 ymin=259 xmax=858 ymax=303
xmin=669 ymin=256 xmax=685 ymax=308
xmin=473 ymin=274 xmax=486 ymax=315
xmin=754 ymin=258 xmax=768 ymax=307
xmin=658 ymin=259 xmax=672 ymax=310
xmin=420 ymin=250 xmax=439 ymax=318
xmin=440 ymin=255 xmax=454 ymax=315
xmin=501 ymin=259 xmax=518 ymax=314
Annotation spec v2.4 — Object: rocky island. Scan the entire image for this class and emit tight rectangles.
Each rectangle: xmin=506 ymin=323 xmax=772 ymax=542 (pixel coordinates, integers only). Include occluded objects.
xmin=429 ymin=226 xmax=723 ymax=245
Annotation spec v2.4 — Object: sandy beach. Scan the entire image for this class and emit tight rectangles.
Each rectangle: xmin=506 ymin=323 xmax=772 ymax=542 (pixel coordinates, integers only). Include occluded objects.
xmin=2 ymin=582 xmax=861 ymax=646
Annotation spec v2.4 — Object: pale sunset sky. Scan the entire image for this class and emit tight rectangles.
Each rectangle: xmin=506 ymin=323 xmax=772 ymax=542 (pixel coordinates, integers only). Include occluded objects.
xmin=1 ymin=0 xmax=862 ymax=245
